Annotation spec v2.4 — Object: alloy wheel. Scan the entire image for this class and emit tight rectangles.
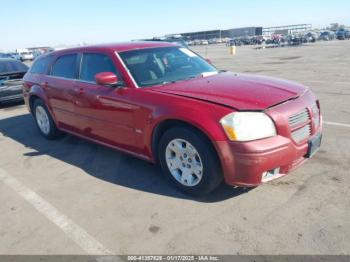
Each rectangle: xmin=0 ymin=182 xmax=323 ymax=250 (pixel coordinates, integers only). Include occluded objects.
xmin=165 ymin=138 xmax=203 ymax=187
xmin=35 ymin=105 xmax=50 ymax=135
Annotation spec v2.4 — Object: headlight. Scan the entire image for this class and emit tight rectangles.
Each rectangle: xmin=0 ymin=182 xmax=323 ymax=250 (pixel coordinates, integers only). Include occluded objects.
xmin=220 ymin=112 xmax=276 ymax=141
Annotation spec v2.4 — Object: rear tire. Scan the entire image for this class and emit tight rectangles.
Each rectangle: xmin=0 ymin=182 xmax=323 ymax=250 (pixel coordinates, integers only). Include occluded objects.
xmin=33 ymin=99 xmax=60 ymax=139
xmin=158 ymin=127 xmax=223 ymax=196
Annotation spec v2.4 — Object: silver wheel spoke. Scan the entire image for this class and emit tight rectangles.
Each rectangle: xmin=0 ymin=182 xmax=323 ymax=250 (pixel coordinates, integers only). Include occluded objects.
xmin=180 ymin=171 xmax=192 ymax=186
xmin=185 ymin=173 xmax=194 ymax=186
xmin=168 ymin=140 xmax=184 ymax=155
xmin=167 ymin=157 xmax=182 ymax=170
xmin=192 ymin=163 xmax=203 ymax=177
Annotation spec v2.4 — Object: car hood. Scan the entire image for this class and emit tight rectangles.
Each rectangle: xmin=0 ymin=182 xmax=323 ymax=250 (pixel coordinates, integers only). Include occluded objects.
xmin=150 ymin=72 xmax=307 ymax=110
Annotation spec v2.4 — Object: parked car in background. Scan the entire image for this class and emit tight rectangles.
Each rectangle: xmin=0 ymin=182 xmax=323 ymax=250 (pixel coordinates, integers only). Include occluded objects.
xmin=16 ymin=48 xmax=34 ymax=61
xmin=0 ymin=53 xmax=13 ymax=59
xmin=193 ymin=39 xmax=201 ymax=46
xmin=304 ymin=32 xmax=317 ymax=43
xmin=32 ymin=50 xmax=43 ymax=59
xmin=0 ymin=58 xmax=28 ymax=104
xmin=345 ymin=30 xmax=350 ymax=40
xmin=265 ymin=34 xmax=284 ymax=46
xmin=285 ymin=34 xmax=304 ymax=46
xmin=319 ymin=31 xmax=335 ymax=41
xmin=23 ymin=42 xmax=322 ymax=195
xmin=0 ymin=53 xmax=20 ymax=60
xmin=9 ymin=53 xmax=22 ymax=60
xmin=336 ymin=28 xmax=349 ymax=40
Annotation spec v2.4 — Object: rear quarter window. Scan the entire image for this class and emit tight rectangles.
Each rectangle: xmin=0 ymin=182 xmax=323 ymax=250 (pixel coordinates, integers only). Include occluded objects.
xmin=30 ymin=56 xmax=53 ymax=74
xmin=50 ymin=54 xmax=77 ymax=79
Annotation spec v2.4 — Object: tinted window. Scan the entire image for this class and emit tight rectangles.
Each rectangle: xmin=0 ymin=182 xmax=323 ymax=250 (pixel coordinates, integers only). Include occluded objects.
xmin=0 ymin=60 xmax=28 ymax=73
xmin=80 ymin=53 xmax=118 ymax=82
xmin=30 ymin=56 xmax=53 ymax=74
xmin=51 ymin=54 xmax=77 ymax=79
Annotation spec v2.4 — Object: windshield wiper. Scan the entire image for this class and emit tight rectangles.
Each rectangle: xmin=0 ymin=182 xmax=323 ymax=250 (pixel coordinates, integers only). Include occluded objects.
xmin=147 ymin=72 xmax=219 ymax=87
xmin=201 ymin=71 xmax=219 ymax=77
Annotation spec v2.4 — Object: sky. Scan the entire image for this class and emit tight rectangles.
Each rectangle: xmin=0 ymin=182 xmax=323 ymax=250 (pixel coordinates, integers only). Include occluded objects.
xmin=1 ymin=0 xmax=349 ymax=51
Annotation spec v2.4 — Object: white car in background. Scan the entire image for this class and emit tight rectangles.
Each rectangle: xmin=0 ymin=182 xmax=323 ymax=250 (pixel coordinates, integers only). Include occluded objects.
xmin=16 ymin=49 xmax=34 ymax=61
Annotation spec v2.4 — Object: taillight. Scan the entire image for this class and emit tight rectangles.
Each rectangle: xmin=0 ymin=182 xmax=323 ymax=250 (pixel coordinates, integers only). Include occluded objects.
xmin=22 ymin=82 xmax=33 ymax=92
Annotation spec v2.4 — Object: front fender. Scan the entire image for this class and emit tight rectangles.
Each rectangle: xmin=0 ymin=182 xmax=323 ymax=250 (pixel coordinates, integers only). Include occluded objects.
xmin=144 ymin=97 xmax=235 ymax=160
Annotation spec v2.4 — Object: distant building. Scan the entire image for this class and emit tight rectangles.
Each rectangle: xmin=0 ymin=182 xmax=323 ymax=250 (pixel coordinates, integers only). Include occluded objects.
xmin=158 ymin=24 xmax=312 ymax=41
xmin=224 ymin=27 xmax=263 ymax=38
xmin=27 ymin=46 xmax=54 ymax=53
xmin=178 ymin=27 xmax=263 ymax=40
xmin=263 ymin=24 xmax=312 ymax=36
xmin=180 ymin=29 xmax=225 ymax=40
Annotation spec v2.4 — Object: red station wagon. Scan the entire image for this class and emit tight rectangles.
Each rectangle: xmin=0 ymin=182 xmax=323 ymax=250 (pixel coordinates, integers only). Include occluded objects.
xmin=23 ymin=42 xmax=322 ymax=195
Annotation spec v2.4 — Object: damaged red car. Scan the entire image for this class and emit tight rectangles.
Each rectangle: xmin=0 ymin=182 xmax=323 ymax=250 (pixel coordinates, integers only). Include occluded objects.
xmin=23 ymin=42 xmax=322 ymax=195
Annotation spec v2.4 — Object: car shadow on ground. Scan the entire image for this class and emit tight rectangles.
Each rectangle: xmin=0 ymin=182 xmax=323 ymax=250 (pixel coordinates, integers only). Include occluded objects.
xmin=0 ymin=114 xmax=252 ymax=202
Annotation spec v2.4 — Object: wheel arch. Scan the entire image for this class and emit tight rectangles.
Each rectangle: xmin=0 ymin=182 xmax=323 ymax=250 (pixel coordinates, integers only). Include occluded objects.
xmin=28 ymin=85 xmax=58 ymax=127
xmin=151 ymin=118 xmax=221 ymax=164
xmin=28 ymin=84 xmax=52 ymax=112
xmin=29 ymin=94 xmax=41 ymax=113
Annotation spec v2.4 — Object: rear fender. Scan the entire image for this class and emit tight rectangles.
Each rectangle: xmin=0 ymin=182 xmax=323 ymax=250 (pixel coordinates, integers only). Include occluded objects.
xmin=29 ymin=85 xmax=58 ymax=125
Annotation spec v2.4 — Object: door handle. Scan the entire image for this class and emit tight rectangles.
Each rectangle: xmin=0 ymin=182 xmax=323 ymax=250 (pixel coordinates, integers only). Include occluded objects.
xmin=73 ymin=87 xmax=85 ymax=95
xmin=41 ymin=82 xmax=49 ymax=88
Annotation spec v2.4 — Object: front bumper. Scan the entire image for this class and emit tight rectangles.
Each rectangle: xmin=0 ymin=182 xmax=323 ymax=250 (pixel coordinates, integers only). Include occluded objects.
xmin=216 ymin=90 xmax=322 ymax=187
xmin=216 ymin=130 xmax=321 ymax=187
xmin=0 ymin=86 xmax=24 ymax=103
xmin=0 ymin=93 xmax=23 ymax=103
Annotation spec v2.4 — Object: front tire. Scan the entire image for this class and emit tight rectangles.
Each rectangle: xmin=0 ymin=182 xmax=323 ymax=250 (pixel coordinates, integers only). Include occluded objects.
xmin=158 ymin=127 xmax=223 ymax=196
xmin=33 ymin=99 xmax=60 ymax=139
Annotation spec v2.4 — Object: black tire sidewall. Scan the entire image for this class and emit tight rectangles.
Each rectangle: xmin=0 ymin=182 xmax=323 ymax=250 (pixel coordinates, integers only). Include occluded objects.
xmin=159 ymin=127 xmax=223 ymax=196
xmin=33 ymin=99 xmax=58 ymax=139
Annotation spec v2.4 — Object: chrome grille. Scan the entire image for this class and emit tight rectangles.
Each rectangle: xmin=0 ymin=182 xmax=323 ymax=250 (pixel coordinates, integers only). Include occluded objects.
xmin=288 ymin=108 xmax=310 ymax=128
xmin=291 ymin=124 xmax=311 ymax=143
xmin=288 ymin=107 xmax=312 ymax=143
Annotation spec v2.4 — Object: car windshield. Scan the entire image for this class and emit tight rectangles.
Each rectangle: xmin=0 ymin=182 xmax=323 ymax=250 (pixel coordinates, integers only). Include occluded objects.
xmin=119 ymin=47 xmax=217 ymax=87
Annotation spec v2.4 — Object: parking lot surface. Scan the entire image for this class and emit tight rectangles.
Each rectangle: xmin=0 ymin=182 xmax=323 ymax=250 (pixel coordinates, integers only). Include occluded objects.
xmin=0 ymin=40 xmax=349 ymax=255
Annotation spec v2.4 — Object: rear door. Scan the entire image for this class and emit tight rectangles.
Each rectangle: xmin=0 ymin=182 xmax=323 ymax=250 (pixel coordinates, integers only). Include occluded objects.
xmin=44 ymin=53 xmax=82 ymax=132
xmin=72 ymin=52 xmax=138 ymax=151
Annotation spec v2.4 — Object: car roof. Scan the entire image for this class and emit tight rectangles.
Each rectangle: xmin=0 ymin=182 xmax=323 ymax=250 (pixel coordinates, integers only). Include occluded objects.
xmin=50 ymin=41 xmax=179 ymax=56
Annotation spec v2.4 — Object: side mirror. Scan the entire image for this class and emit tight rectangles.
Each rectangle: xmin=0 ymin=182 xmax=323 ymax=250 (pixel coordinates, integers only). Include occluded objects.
xmin=95 ymin=72 xmax=118 ymax=86
xmin=205 ymin=58 xmax=213 ymax=64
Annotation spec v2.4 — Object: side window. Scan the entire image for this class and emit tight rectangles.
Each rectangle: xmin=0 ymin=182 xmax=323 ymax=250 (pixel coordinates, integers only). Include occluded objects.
xmin=51 ymin=54 xmax=77 ymax=79
xmin=30 ymin=56 xmax=53 ymax=74
xmin=80 ymin=53 xmax=118 ymax=83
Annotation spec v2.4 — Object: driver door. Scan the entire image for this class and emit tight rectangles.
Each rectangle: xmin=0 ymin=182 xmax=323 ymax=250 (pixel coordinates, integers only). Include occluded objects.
xmin=72 ymin=52 xmax=138 ymax=151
